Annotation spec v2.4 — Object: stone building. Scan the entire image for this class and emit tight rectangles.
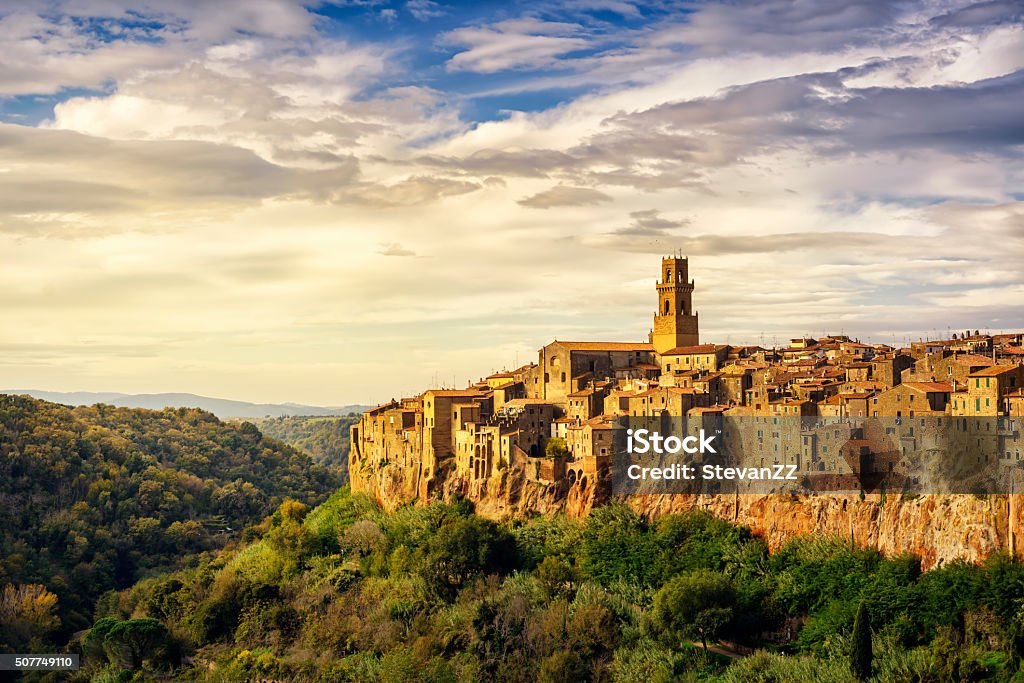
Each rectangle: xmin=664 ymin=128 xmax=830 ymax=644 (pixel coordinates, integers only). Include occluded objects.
xmin=651 ymin=256 xmax=700 ymax=354
xmin=350 ymin=255 xmax=1024 ymax=523
xmin=534 ymin=340 xmax=655 ymax=406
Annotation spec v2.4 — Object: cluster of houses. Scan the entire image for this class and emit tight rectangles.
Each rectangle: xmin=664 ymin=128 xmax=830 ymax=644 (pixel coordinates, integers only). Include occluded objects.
xmin=350 ymin=258 xmax=1024 ymax=500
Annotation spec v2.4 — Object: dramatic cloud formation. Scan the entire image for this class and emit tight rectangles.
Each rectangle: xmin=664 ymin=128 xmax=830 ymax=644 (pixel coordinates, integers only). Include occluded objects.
xmin=518 ymin=186 xmax=612 ymax=208
xmin=1 ymin=0 xmax=1022 ymax=404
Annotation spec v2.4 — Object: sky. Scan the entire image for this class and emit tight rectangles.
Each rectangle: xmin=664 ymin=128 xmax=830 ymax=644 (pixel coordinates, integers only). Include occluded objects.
xmin=1 ymin=0 xmax=1023 ymax=405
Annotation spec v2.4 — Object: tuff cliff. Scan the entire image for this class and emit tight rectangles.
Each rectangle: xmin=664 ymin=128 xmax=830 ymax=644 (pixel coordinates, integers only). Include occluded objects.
xmin=348 ymin=455 xmax=1024 ymax=570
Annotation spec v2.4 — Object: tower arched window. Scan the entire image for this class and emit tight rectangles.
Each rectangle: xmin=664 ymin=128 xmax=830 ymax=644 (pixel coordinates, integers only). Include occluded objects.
xmin=666 ymin=270 xmax=673 ymax=283
xmin=664 ymin=299 xmax=671 ymax=315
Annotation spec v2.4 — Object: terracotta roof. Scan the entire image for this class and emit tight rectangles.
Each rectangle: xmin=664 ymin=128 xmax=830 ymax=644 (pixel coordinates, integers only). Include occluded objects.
xmin=366 ymin=400 xmax=399 ymax=414
xmin=585 ymin=415 xmax=620 ymax=430
xmin=550 ymin=341 xmax=653 ymax=351
xmin=969 ymin=365 xmax=1019 ymax=377
xmin=903 ymin=382 xmax=953 ymax=393
xmin=953 ymin=354 xmax=996 ymax=366
xmin=661 ymin=344 xmax=725 ymax=355
xmin=425 ymin=389 xmax=488 ymax=397
xmin=689 ymin=406 xmax=727 ymax=414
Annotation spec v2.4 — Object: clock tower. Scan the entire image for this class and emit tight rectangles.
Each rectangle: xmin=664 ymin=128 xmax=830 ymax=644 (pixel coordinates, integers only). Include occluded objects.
xmin=651 ymin=255 xmax=699 ymax=354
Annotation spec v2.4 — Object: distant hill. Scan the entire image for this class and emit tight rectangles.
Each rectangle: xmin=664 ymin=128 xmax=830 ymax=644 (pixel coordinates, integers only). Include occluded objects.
xmin=0 ymin=394 xmax=343 ymax=643
xmin=2 ymin=389 xmax=369 ymax=419
xmin=245 ymin=415 xmax=360 ymax=485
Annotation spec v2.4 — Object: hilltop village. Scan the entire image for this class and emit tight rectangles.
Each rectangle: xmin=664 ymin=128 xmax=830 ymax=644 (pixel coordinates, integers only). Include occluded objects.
xmin=349 ymin=257 xmax=1024 ymax=522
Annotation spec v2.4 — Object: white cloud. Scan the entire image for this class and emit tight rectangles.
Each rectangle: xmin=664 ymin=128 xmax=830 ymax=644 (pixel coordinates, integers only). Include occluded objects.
xmin=441 ymin=19 xmax=591 ymax=73
xmin=1 ymin=0 xmax=1022 ymax=403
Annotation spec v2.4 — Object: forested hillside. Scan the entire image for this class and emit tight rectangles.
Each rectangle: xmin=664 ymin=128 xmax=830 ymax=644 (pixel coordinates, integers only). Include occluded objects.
xmin=0 ymin=394 xmax=342 ymax=649
xmin=245 ymin=415 xmax=359 ymax=483
xmin=62 ymin=490 xmax=1024 ymax=682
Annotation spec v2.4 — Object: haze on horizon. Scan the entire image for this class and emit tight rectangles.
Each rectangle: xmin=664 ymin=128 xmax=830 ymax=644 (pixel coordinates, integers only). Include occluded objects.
xmin=1 ymin=0 xmax=1022 ymax=406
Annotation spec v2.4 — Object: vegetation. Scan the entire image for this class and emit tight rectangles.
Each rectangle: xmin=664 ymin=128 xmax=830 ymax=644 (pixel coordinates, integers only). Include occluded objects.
xmin=14 ymin=488 xmax=1023 ymax=682
xmin=7 ymin=397 xmax=1024 ymax=680
xmin=246 ymin=415 xmax=360 ymax=483
xmin=0 ymin=394 xmax=342 ymax=647
xmin=851 ymin=600 xmax=873 ymax=680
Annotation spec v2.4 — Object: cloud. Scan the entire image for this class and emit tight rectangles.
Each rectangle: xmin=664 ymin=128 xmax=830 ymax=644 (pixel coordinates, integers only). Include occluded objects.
xmin=659 ymin=0 xmax=905 ymax=56
xmin=0 ymin=123 xmax=359 ymax=219
xmin=611 ymin=209 xmax=688 ymax=236
xmin=419 ymin=148 xmax=576 ymax=177
xmin=931 ymin=1 xmax=1024 ymax=29
xmin=344 ymin=176 xmax=481 ymax=207
xmin=518 ymin=185 xmax=612 ymax=208
xmin=589 ymin=229 xmax=907 ymax=255
xmin=407 ymin=0 xmax=445 ymax=22
xmin=378 ymin=242 xmax=416 ymax=256
xmin=1 ymin=0 xmax=1023 ymax=403
xmin=441 ymin=19 xmax=590 ymax=73
xmin=0 ymin=1 xmax=324 ymax=96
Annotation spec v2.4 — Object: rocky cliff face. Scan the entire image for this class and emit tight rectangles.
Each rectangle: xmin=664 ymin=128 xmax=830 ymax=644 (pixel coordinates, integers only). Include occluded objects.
xmin=350 ymin=457 xmax=1024 ymax=569
xmin=629 ymin=492 xmax=1023 ymax=569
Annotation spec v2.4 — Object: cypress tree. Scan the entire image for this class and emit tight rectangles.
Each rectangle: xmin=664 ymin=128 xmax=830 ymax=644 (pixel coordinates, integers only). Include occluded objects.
xmin=850 ymin=600 xmax=872 ymax=681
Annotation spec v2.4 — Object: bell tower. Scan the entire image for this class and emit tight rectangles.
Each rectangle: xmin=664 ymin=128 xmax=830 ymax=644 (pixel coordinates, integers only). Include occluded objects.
xmin=651 ymin=255 xmax=699 ymax=354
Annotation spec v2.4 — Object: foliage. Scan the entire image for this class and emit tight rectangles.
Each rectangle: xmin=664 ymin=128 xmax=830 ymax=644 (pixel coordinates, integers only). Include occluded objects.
xmin=649 ymin=570 xmax=736 ymax=652
xmin=7 ymin=411 xmax=1024 ymax=683
xmin=545 ymin=437 xmax=568 ymax=458
xmin=850 ymin=600 xmax=872 ymax=680
xmin=0 ymin=394 xmax=341 ymax=646
xmin=85 ymin=616 xmax=173 ymax=670
xmin=0 ymin=583 xmax=60 ymax=651
xmin=246 ymin=415 xmax=360 ymax=481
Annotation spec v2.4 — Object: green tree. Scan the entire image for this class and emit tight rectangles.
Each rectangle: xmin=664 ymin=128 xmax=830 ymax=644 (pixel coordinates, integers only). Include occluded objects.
xmin=423 ymin=516 xmax=514 ymax=598
xmin=545 ymin=438 xmax=568 ymax=457
xmin=86 ymin=617 xmax=171 ymax=670
xmin=850 ymin=600 xmax=872 ymax=681
xmin=649 ymin=570 xmax=735 ymax=653
xmin=537 ymin=555 xmax=577 ymax=598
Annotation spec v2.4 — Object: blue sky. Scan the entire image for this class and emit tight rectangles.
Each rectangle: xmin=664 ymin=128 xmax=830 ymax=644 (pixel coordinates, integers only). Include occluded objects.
xmin=0 ymin=0 xmax=1022 ymax=403
xmin=1 ymin=0 xmax=679 ymax=124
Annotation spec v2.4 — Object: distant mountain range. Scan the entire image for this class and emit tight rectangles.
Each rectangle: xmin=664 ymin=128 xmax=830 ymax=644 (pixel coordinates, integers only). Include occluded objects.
xmin=1 ymin=390 xmax=370 ymax=419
